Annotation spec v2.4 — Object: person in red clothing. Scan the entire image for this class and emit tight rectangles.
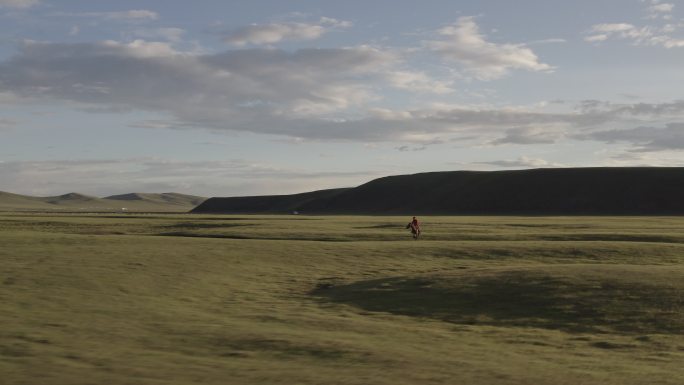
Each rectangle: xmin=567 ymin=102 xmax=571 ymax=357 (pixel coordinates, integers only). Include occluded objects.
xmin=407 ymin=216 xmax=421 ymax=239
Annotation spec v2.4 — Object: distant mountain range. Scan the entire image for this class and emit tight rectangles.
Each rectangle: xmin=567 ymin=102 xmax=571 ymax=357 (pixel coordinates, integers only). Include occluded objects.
xmin=192 ymin=167 xmax=684 ymax=215
xmin=0 ymin=191 xmax=206 ymax=212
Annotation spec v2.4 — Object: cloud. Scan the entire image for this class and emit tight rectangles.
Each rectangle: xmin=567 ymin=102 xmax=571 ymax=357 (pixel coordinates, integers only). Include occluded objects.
xmin=579 ymin=122 xmax=684 ymax=151
xmin=574 ymin=99 xmax=684 ymax=119
xmin=3 ymin=39 xmax=684 ymax=147
xmin=590 ymin=23 xmax=636 ymax=33
xmin=0 ymin=0 xmax=39 ymax=8
xmin=526 ymin=38 xmax=567 ymax=45
xmin=318 ymin=17 xmax=352 ymax=28
xmin=0 ymin=158 xmax=381 ymax=197
xmin=586 ymin=3 xmax=684 ymax=47
xmin=223 ymin=17 xmax=351 ymax=46
xmin=54 ymin=10 xmax=159 ymax=22
xmin=128 ymin=119 xmax=187 ymax=129
xmin=132 ymin=28 xmax=185 ymax=42
xmin=584 ymin=34 xmax=608 ymax=42
xmin=490 ymin=126 xmax=564 ymax=145
xmin=426 ymin=16 xmax=553 ymax=80
xmin=356 ymin=99 xmax=684 ymax=144
xmin=395 ymin=145 xmax=427 ymax=152
xmin=476 ymin=156 xmax=564 ymax=168
xmin=0 ymin=118 xmax=17 ymax=129
xmin=0 ymin=40 xmax=396 ymax=137
xmin=649 ymin=3 xmax=674 ymax=13
xmin=585 ymin=23 xmax=657 ymax=45
xmin=604 ymin=150 xmax=684 ymax=166
xmin=385 ymin=70 xmax=454 ymax=94
xmin=647 ymin=2 xmax=675 ymax=19
xmin=110 ymin=10 xmax=158 ymax=20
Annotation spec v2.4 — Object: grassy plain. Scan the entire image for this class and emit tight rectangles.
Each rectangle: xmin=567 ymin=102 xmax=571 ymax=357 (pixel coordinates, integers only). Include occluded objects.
xmin=1 ymin=213 xmax=683 ymax=384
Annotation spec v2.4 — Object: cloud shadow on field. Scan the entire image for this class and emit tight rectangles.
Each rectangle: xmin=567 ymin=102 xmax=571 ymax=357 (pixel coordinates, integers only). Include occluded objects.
xmin=311 ymin=266 xmax=684 ymax=335
xmin=160 ymin=222 xmax=254 ymax=229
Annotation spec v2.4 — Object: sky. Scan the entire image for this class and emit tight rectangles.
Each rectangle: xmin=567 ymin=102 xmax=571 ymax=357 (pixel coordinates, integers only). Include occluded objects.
xmin=1 ymin=0 xmax=684 ymax=197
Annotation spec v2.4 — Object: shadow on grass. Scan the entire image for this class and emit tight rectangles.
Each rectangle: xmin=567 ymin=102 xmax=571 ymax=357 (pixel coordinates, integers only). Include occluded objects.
xmin=312 ymin=268 xmax=684 ymax=334
xmin=353 ymin=223 xmax=403 ymax=229
xmin=504 ymin=224 xmax=595 ymax=229
xmin=160 ymin=222 xmax=254 ymax=229
xmin=155 ymin=232 xmax=254 ymax=240
xmin=154 ymin=232 xmax=353 ymax=242
xmin=538 ymin=234 xmax=684 ymax=243
xmin=214 ymin=337 xmax=367 ymax=360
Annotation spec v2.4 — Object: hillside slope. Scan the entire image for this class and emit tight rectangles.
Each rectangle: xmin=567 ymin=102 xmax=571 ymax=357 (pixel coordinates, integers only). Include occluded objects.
xmin=105 ymin=192 xmax=206 ymax=207
xmin=194 ymin=188 xmax=350 ymax=214
xmin=192 ymin=167 xmax=684 ymax=215
xmin=0 ymin=191 xmax=59 ymax=211
xmin=0 ymin=192 xmax=206 ymax=212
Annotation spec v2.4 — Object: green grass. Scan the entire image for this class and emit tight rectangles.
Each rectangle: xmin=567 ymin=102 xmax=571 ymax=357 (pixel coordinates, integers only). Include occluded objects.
xmin=1 ymin=214 xmax=683 ymax=384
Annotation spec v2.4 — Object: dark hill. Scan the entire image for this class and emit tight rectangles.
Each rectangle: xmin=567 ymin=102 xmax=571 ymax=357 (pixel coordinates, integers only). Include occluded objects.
xmin=194 ymin=188 xmax=350 ymax=214
xmin=105 ymin=192 xmax=206 ymax=206
xmin=44 ymin=193 xmax=98 ymax=204
xmin=191 ymin=167 xmax=684 ymax=215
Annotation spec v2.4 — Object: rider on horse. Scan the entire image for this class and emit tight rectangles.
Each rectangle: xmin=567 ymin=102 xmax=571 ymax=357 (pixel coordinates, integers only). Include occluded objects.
xmin=407 ymin=216 xmax=421 ymax=239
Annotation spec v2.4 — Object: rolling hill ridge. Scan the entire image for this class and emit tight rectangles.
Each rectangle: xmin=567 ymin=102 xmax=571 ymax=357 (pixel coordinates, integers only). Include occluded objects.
xmin=0 ymin=191 xmax=206 ymax=212
xmin=192 ymin=167 xmax=684 ymax=215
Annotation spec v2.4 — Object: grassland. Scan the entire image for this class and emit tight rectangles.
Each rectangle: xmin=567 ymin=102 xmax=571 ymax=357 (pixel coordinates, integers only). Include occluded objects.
xmin=1 ymin=213 xmax=683 ymax=384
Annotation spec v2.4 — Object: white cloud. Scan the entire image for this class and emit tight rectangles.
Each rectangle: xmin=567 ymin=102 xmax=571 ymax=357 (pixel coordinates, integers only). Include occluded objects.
xmin=588 ymin=23 xmax=654 ymax=42
xmin=647 ymin=2 xmax=675 ymax=19
xmin=527 ymin=38 xmax=567 ymax=45
xmin=319 ymin=17 xmax=352 ymax=28
xmin=100 ymin=9 xmax=158 ymax=20
xmin=132 ymin=28 xmax=185 ymax=42
xmin=0 ymin=0 xmax=38 ymax=8
xmin=426 ymin=16 xmax=553 ymax=80
xmin=590 ymin=23 xmax=636 ymax=33
xmin=54 ymin=10 xmax=159 ymax=22
xmin=223 ymin=17 xmax=351 ymax=46
xmin=367 ymin=108 xmax=413 ymax=120
xmin=585 ymin=22 xmax=684 ymax=47
xmin=101 ymin=39 xmax=178 ymax=57
xmin=649 ymin=35 xmax=684 ymax=48
xmin=584 ymin=34 xmax=608 ymax=42
xmin=490 ymin=126 xmax=565 ymax=145
xmin=225 ymin=23 xmax=323 ymax=45
xmin=650 ymin=3 xmax=674 ymax=13
xmin=661 ymin=23 xmax=678 ymax=33
xmin=385 ymin=70 xmax=454 ymax=94
xmin=476 ymin=156 xmax=564 ymax=168
xmin=586 ymin=2 xmax=683 ymax=47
